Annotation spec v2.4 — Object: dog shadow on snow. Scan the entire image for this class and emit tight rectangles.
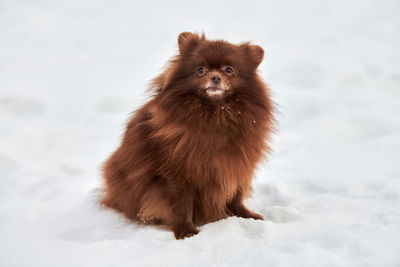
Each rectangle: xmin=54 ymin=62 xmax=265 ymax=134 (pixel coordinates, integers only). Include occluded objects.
xmin=54 ymin=184 xmax=301 ymax=243
xmin=250 ymin=183 xmax=303 ymax=224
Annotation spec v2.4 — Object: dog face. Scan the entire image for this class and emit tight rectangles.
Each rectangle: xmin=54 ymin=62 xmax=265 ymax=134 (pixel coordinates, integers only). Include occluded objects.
xmin=162 ymin=32 xmax=265 ymax=102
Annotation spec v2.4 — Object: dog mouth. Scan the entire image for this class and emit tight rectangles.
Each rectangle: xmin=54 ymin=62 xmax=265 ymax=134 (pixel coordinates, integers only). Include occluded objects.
xmin=205 ymin=86 xmax=226 ymax=96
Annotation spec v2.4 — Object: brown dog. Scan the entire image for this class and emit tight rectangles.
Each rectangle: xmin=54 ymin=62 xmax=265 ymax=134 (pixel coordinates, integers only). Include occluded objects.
xmin=101 ymin=32 xmax=274 ymax=239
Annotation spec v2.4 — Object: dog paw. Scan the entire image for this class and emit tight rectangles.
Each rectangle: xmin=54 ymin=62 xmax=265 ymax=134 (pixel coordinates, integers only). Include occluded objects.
xmin=248 ymin=212 xmax=264 ymax=220
xmin=173 ymin=224 xmax=199 ymax=240
xmin=229 ymin=205 xmax=264 ymax=221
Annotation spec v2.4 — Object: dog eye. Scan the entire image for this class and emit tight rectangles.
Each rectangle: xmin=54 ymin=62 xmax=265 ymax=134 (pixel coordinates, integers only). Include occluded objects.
xmin=197 ymin=67 xmax=206 ymax=75
xmin=225 ymin=66 xmax=234 ymax=74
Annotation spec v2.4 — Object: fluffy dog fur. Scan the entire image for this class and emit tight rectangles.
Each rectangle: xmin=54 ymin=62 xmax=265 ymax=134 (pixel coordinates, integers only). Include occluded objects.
xmin=102 ymin=32 xmax=274 ymax=239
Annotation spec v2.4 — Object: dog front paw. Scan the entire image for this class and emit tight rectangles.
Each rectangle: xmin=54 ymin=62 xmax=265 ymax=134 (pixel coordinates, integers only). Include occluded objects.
xmin=172 ymin=223 xmax=199 ymax=240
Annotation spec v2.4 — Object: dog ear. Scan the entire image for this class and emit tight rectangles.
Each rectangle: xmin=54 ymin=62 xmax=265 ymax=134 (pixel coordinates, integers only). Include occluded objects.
xmin=178 ymin=32 xmax=201 ymax=55
xmin=240 ymin=43 xmax=264 ymax=68
xmin=248 ymin=45 xmax=264 ymax=67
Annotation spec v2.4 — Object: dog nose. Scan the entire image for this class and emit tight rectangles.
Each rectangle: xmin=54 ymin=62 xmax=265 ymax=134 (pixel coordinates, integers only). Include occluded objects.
xmin=210 ymin=74 xmax=221 ymax=85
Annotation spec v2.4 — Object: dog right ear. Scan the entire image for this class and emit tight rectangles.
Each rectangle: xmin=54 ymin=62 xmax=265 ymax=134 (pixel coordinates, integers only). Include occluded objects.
xmin=178 ymin=32 xmax=201 ymax=55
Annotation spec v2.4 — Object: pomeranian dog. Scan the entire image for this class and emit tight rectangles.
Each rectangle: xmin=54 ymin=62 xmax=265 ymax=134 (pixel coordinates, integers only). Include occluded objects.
xmin=102 ymin=32 xmax=274 ymax=239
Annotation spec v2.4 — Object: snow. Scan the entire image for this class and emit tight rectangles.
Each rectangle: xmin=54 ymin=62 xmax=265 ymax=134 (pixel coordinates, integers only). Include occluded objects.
xmin=1 ymin=0 xmax=400 ymax=266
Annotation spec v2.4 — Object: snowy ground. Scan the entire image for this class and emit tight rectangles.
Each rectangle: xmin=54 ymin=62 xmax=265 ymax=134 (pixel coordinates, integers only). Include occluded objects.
xmin=1 ymin=0 xmax=400 ymax=266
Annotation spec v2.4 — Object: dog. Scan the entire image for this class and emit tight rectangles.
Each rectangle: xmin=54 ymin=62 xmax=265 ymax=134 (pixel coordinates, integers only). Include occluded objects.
xmin=102 ymin=32 xmax=274 ymax=239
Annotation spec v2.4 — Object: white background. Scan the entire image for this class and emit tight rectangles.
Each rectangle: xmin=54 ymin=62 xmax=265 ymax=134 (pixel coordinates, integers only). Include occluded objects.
xmin=1 ymin=0 xmax=399 ymax=266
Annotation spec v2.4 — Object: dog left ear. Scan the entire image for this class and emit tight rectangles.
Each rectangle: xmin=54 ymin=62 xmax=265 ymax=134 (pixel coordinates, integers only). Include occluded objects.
xmin=241 ymin=43 xmax=264 ymax=68
xmin=248 ymin=45 xmax=264 ymax=67
xmin=178 ymin=32 xmax=201 ymax=55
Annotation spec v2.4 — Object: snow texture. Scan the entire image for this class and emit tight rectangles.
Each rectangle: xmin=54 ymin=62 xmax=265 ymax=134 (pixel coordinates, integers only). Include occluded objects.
xmin=1 ymin=0 xmax=400 ymax=266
